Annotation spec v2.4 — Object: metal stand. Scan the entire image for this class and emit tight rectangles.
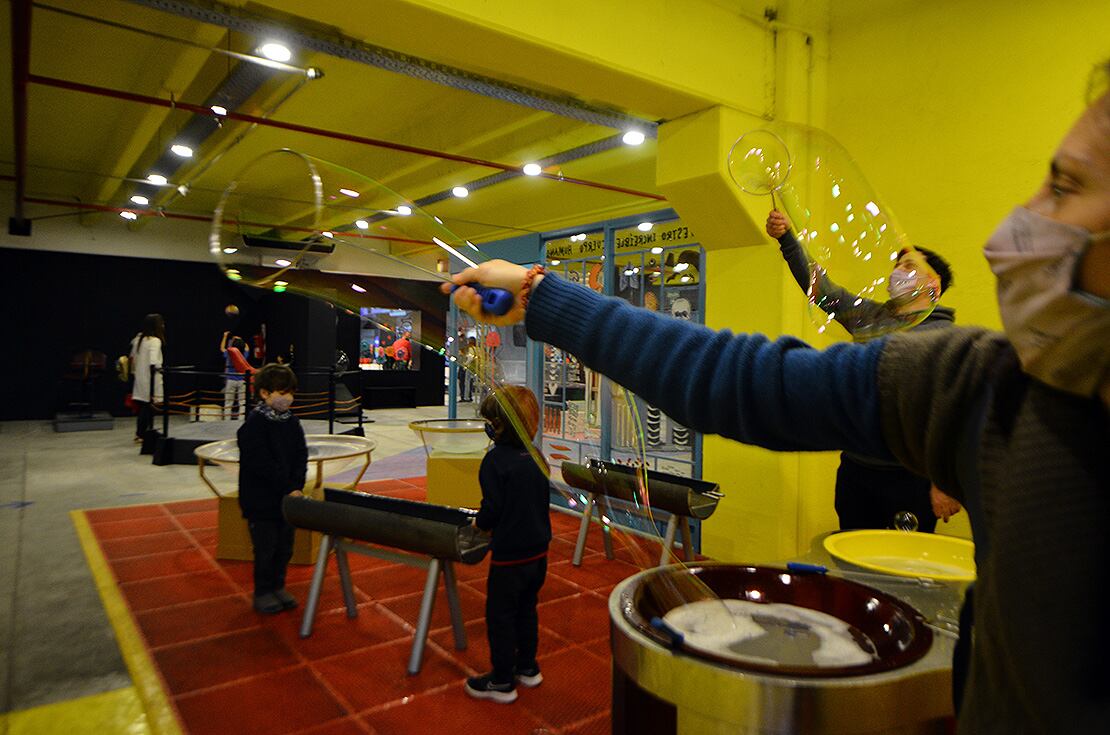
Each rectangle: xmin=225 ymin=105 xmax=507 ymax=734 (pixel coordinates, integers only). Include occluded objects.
xmin=299 ymin=534 xmax=468 ymax=675
xmin=659 ymin=515 xmax=695 ymax=566
xmin=569 ymin=491 xmax=696 ymax=568
xmin=572 ymin=491 xmax=615 ymax=566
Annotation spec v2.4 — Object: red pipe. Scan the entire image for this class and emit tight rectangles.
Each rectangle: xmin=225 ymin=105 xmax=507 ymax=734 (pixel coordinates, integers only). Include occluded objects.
xmin=28 ymin=74 xmax=667 ymax=202
xmin=10 ymin=0 xmax=31 ymax=226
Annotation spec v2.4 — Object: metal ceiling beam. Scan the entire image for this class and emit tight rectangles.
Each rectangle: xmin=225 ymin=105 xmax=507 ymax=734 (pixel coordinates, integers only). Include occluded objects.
xmin=28 ymin=73 xmax=665 ymax=202
xmin=125 ymin=0 xmax=658 ymax=137
xmin=9 ymin=0 xmax=32 ymax=236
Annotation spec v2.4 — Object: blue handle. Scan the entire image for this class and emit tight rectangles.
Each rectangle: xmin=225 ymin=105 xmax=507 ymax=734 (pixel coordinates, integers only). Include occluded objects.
xmin=650 ymin=616 xmax=685 ymax=648
xmin=450 ymin=282 xmax=514 ymax=316
xmin=786 ymin=562 xmax=829 ymax=575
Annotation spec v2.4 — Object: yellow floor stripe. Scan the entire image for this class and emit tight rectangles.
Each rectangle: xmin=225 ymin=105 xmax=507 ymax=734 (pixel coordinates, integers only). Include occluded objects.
xmin=1 ymin=686 xmax=149 ymax=735
xmin=71 ymin=510 xmax=183 ymax=735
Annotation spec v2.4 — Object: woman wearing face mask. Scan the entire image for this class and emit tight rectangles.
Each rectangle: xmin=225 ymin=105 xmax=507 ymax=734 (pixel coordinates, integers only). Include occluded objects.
xmin=766 ymin=211 xmax=963 ymax=533
xmin=236 ymin=363 xmax=308 ymax=615
xmin=447 ymin=61 xmax=1110 ymax=733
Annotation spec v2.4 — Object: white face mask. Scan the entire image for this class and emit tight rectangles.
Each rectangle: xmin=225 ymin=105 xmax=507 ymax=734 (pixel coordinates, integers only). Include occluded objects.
xmin=886 ymin=267 xmax=924 ymax=302
xmin=267 ymin=393 xmax=294 ymax=412
xmin=984 ymin=206 xmax=1110 ymax=397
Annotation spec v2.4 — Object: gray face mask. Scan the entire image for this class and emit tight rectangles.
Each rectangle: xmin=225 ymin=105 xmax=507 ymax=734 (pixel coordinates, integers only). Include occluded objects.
xmin=267 ymin=394 xmax=294 ymax=412
xmin=983 ymin=206 xmax=1110 ymax=397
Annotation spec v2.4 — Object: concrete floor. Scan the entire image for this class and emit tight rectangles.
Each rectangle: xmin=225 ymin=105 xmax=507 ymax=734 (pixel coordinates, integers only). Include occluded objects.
xmin=0 ymin=405 xmax=447 ymax=716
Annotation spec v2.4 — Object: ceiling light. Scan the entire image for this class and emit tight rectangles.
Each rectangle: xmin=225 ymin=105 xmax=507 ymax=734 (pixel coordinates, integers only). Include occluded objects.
xmin=210 ymin=105 xmax=228 ymax=116
xmin=550 ymin=259 xmax=561 ymax=265
xmin=675 ymin=262 xmax=689 ymax=272
xmin=305 ymin=67 xmax=324 ymax=80
xmin=681 ymin=275 xmax=692 ymax=283
xmin=223 ymin=247 xmax=238 ymax=254
xmin=339 ymin=188 xmax=359 ymax=198
xmin=258 ymin=43 xmax=292 ymax=62
xmin=433 ymin=216 xmax=443 ymax=224
xmin=176 ymin=184 xmax=189 ymax=197
xmin=275 ymin=259 xmax=291 ymax=267
xmin=130 ymin=195 xmax=148 ymax=206
xmin=170 ymin=144 xmax=193 ymax=158
xmin=466 ymin=241 xmax=479 ymax=251
xmin=651 ymin=246 xmax=663 ymax=254
xmin=351 ymin=283 xmax=367 ymax=293
xmin=522 ymin=163 xmax=542 ymax=176
xmin=322 ymin=231 xmax=334 ymax=238
xmin=355 ymin=219 xmax=369 ymax=229
xmin=147 ymin=174 xmax=168 ymax=186
xmin=397 ymin=205 xmax=412 ymax=216
xmin=452 ymin=186 xmax=469 ymax=198
xmin=622 ymin=130 xmax=646 ymax=146
xmin=120 ymin=211 xmax=138 ymax=221
xmin=637 ymin=222 xmax=653 ymax=232
xmin=274 ymin=280 xmax=289 ymax=286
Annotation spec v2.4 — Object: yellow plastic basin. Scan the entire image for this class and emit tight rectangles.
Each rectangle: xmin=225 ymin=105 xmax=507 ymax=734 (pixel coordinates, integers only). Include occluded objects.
xmin=823 ymin=530 xmax=976 ymax=582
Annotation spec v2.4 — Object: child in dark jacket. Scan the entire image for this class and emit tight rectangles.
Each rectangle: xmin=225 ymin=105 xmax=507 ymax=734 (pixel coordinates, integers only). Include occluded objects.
xmin=465 ymin=385 xmax=552 ymax=704
xmin=237 ymin=363 xmax=307 ymax=614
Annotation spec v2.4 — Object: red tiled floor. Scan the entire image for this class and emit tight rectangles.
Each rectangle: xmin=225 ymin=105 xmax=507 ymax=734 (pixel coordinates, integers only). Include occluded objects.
xmin=174 ymin=509 xmax=218 ymax=529
xmin=295 ymin=718 xmax=369 ymax=735
xmin=110 ymin=547 xmax=217 ymax=584
xmin=173 ymin=666 xmax=348 ymax=735
xmin=523 ymin=646 xmax=612 ymax=730
xmin=562 ymin=711 xmax=612 ymax=735
xmin=429 ymin=617 xmax=574 ymax=677
xmin=136 ymin=594 xmax=259 ymax=648
xmin=91 ymin=514 xmax=180 ymax=539
xmin=536 ymin=593 xmax=611 ymax=646
xmin=347 ymin=564 xmax=432 ymax=601
xmin=164 ymin=498 xmax=219 ymax=515
xmin=268 ymin=602 xmax=409 ymax=661
xmin=361 ymin=686 xmax=549 ymax=734
xmin=312 ymin=639 xmax=466 ymax=712
xmin=86 ymin=504 xmax=166 ymax=523
xmin=99 ymin=530 xmax=197 ymax=560
xmin=378 ymin=582 xmax=486 ymax=632
xmin=121 ymin=570 xmax=240 ymax=612
xmin=153 ymin=627 xmax=300 ymax=695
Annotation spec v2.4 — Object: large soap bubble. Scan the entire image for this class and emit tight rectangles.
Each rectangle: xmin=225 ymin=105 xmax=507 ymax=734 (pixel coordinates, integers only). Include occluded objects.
xmin=730 ymin=122 xmax=939 ymax=339
xmin=208 ymin=150 xmax=726 ymax=606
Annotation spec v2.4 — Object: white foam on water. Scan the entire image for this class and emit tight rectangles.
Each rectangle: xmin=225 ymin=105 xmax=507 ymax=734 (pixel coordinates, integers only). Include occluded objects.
xmin=662 ymin=598 xmax=876 ymax=668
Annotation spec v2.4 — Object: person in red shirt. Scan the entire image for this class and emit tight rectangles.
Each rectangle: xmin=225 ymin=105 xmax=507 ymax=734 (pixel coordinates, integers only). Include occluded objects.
xmin=392 ymin=331 xmax=413 ymax=369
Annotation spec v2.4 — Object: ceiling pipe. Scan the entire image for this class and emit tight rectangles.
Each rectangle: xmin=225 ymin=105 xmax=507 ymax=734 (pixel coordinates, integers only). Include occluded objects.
xmin=9 ymin=0 xmax=32 ymax=236
xmin=28 ymin=73 xmax=665 ymax=202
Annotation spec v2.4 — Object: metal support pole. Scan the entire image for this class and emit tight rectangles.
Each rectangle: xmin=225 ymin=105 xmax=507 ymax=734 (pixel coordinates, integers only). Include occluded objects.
xmin=572 ymin=493 xmax=596 ymax=566
xmin=408 ymin=558 xmax=441 ymax=675
xmin=299 ymin=534 xmax=332 ymax=638
xmin=335 ymin=541 xmax=357 ymax=617
xmin=8 ymin=0 xmax=31 ymax=235
xmin=442 ymin=561 xmax=467 ymax=650
xmin=680 ymin=518 xmax=694 ymax=561
xmin=159 ymin=367 xmax=168 ymax=437
xmin=327 ymin=370 xmax=335 ymax=434
xmin=660 ymin=515 xmax=679 ymax=567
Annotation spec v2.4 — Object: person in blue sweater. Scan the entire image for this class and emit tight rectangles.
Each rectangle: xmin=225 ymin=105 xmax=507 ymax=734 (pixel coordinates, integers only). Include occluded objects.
xmin=237 ymin=363 xmax=308 ymax=615
xmin=766 ymin=209 xmax=963 ymax=532
xmin=465 ymin=385 xmax=552 ymax=704
xmin=446 ymin=64 xmax=1109 ymax=734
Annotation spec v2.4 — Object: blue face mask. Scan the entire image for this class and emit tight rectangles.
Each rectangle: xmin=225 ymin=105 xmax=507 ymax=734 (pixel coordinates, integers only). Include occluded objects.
xmin=484 ymin=422 xmax=497 ymax=441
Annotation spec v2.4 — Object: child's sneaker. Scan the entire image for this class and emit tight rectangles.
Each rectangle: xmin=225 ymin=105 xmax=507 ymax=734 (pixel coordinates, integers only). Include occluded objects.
xmin=274 ymin=589 xmax=297 ymax=610
xmin=513 ymin=665 xmax=543 ymax=687
xmin=253 ymin=593 xmax=283 ymax=614
xmin=464 ymin=674 xmax=518 ymax=703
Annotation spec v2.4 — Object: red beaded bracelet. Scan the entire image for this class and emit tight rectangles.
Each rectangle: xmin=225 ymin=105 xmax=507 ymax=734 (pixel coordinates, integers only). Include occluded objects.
xmin=519 ymin=265 xmax=546 ymax=310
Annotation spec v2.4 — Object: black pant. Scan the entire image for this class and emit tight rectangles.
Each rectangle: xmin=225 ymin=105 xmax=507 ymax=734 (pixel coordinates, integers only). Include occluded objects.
xmin=135 ymin=400 xmax=154 ymax=439
xmin=486 ymin=557 xmax=546 ymax=683
xmin=834 ymin=454 xmax=937 ymax=534
xmin=247 ymin=518 xmax=295 ymax=596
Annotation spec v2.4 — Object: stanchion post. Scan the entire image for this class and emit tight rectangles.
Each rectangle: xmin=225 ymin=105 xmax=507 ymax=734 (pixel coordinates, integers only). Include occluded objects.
xmin=159 ymin=366 xmax=168 ymax=437
xmin=357 ymin=370 xmax=364 ymax=433
xmin=328 ymin=370 xmax=336 ymax=435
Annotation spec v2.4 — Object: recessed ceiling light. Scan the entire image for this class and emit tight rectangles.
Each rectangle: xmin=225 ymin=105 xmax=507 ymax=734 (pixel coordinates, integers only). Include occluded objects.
xmin=258 ymin=42 xmax=292 ymax=62
xmin=120 ymin=211 xmax=138 ymax=220
xmin=550 ymin=259 xmax=561 ymax=265
xmin=170 ymin=144 xmax=193 ymax=158
xmin=339 ymin=188 xmax=359 ymax=198
xmin=396 ymin=205 xmax=412 ymax=216
xmin=274 ymin=280 xmax=289 ymax=287
xmin=210 ymin=105 xmax=227 ymax=116
xmin=176 ymin=184 xmax=189 ymax=197
xmin=305 ymin=67 xmax=323 ymax=80
xmin=675 ymin=262 xmax=689 ymax=272
xmin=130 ymin=195 xmax=149 ymax=206
xmin=466 ymin=241 xmax=479 ymax=251
xmin=622 ymin=130 xmax=646 ymax=146
xmin=433 ymin=216 xmax=443 ymax=224
xmin=351 ymin=283 xmax=367 ymax=293
xmin=222 ymin=247 xmax=238 ymax=254
xmin=147 ymin=174 xmax=168 ymax=185
xmin=452 ymin=186 xmax=469 ymax=198
xmin=322 ymin=231 xmax=334 ymax=238
xmin=522 ymin=163 xmax=542 ymax=176
xmin=355 ymin=220 xmax=369 ymax=229
xmin=275 ymin=259 xmax=291 ymax=267
xmin=651 ymin=246 xmax=663 ymax=254
xmin=637 ymin=222 xmax=653 ymax=232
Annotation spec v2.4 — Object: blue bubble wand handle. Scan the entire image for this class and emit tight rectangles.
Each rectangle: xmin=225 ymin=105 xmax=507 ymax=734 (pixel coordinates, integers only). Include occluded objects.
xmin=450 ymin=283 xmax=515 ymax=316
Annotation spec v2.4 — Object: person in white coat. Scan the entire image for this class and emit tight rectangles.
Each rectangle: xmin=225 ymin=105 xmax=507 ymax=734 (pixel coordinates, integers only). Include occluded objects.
xmin=130 ymin=313 xmax=165 ymax=442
